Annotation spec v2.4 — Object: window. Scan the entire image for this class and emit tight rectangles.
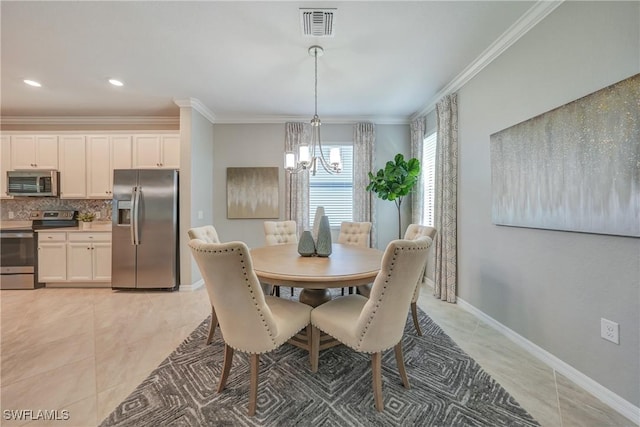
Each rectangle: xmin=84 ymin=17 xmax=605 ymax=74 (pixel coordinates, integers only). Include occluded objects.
xmin=309 ymin=144 xmax=353 ymax=227
xmin=422 ymin=132 xmax=437 ymax=226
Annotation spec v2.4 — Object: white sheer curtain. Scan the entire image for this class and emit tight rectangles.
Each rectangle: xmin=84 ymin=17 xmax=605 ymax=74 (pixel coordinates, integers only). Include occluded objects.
xmin=353 ymin=122 xmax=376 ymax=248
xmin=433 ymin=94 xmax=458 ymax=302
xmin=284 ymin=122 xmax=310 ymax=236
xmin=410 ymin=116 xmax=426 ymax=226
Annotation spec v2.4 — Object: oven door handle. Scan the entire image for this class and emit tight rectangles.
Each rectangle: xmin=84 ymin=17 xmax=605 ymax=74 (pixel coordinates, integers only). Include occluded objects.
xmin=1 ymin=232 xmax=34 ymax=238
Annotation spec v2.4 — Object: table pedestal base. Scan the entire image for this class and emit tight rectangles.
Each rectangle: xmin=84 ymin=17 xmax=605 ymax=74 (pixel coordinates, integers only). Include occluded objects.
xmin=299 ymin=288 xmax=332 ymax=307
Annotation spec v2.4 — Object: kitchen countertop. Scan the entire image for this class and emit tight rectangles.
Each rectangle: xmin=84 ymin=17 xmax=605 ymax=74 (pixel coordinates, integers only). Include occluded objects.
xmin=34 ymin=222 xmax=112 ymax=232
xmin=0 ymin=220 xmax=33 ymax=230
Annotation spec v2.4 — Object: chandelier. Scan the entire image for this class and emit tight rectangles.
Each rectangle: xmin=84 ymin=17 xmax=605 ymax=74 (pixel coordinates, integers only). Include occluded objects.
xmin=285 ymin=45 xmax=342 ymax=175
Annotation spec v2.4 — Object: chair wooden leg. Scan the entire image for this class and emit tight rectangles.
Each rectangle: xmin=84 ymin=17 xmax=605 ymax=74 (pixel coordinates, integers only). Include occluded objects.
xmin=275 ymin=286 xmax=280 ymax=297
xmin=206 ymin=305 xmax=218 ymax=345
xmin=394 ymin=342 xmax=410 ymax=389
xmin=218 ymin=344 xmax=234 ymax=393
xmin=310 ymin=325 xmax=320 ymax=372
xmin=411 ymin=302 xmax=422 ymax=336
xmin=248 ymin=353 xmax=259 ymax=416
xmin=372 ymin=352 xmax=384 ymax=412
xmin=290 ymin=287 xmax=294 ymax=296
xmin=341 ymin=287 xmax=345 ymax=296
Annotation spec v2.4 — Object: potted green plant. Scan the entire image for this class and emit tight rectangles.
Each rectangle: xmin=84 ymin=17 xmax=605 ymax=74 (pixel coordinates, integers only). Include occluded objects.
xmin=77 ymin=212 xmax=96 ymax=230
xmin=366 ymin=153 xmax=421 ymax=239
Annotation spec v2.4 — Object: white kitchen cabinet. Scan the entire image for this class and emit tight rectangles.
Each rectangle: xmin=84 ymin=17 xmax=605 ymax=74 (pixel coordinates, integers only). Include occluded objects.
xmin=0 ymin=135 xmax=12 ymax=199
xmin=37 ymin=233 xmax=67 ymax=282
xmin=86 ymin=135 xmax=132 ymax=198
xmin=10 ymin=135 xmax=58 ymax=170
xmin=58 ymin=135 xmax=86 ymax=198
xmin=132 ymin=134 xmax=180 ymax=169
xmin=67 ymin=233 xmax=111 ymax=282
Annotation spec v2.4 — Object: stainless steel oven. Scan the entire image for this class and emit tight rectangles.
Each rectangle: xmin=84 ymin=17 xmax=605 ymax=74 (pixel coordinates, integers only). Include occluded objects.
xmin=0 ymin=228 xmax=39 ymax=289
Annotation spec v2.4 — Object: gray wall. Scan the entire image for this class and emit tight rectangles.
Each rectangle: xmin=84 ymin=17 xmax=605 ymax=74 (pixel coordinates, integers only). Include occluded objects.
xmin=211 ymin=122 xmax=410 ymax=250
xmin=179 ymin=108 xmax=214 ymax=286
xmin=457 ymin=1 xmax=639 ymax=405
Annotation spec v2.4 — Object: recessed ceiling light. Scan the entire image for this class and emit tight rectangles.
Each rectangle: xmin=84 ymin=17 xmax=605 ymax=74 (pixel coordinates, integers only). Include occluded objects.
xmin=109 ymin=79 xmax=124 ymax=87
xmin=23 ymin=79 xmax=42 ymax=87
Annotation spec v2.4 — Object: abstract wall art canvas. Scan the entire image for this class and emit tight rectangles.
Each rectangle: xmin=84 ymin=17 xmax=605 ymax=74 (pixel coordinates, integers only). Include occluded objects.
xmin=490 ymin=74 xmax=639 ymax=237
xmin=226 ymin=167 xmax=279 ymax=219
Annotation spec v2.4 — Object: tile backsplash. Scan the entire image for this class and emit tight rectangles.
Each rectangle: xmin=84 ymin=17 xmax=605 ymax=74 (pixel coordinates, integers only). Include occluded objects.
xmin=1 ymin=198 xmax=111 ymax=221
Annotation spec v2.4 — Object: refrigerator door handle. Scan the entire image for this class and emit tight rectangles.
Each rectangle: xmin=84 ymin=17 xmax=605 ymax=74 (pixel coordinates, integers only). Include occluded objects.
xmin=133 ymin=186 xmax=141 ymax=245
xmin=129 ymin=188 xmax=136 ymax=245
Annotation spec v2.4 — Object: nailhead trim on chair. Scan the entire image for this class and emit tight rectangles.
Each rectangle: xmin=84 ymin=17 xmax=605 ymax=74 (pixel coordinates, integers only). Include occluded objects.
xmin=354 ymin=243 xmax=431 ymax=351
xmin=235 ymin=248 xmax=277 ymax=345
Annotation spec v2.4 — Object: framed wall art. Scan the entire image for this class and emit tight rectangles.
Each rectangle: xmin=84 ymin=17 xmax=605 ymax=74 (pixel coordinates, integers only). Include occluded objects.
xmin=490 ymin=73 xmax=639 ymax=237
xmin=226 ymin=167 xmax=279 ymax=219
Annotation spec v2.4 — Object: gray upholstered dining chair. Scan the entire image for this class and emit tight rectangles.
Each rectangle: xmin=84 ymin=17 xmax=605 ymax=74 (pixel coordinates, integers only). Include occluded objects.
xmin=188 ymin=225 xmax=221 ymax=345
xmin=188 ymin=239 xmax=312 ymax=416
xmin=309 ymin=238 xmax=431 ymax=412
xmin=404 ymin=224 xmax=437 ymax=335
xmin=263 ymin=220 xmax=298 ymax=296
xmin=337 ymin=221 xmax=372 ymax=294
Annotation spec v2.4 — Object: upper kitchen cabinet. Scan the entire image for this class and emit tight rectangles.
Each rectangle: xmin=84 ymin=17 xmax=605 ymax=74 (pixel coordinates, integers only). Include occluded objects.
xmin=132 ymin=134 xmax=180 ymax=169
xmin=0 ymin=136 xmax=12 ymax=199
xmin=86 ymin=135 xmax=132 ymax=198
xmin=10 ymin=135 xmax=58 ymax=170
xmin=58 ymin=135 xmax=86 ymax=199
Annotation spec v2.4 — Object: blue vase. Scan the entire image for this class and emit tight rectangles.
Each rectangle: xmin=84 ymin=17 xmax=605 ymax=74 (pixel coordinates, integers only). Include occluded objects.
xmin=297 ymin=230 xmax=316 ymax=257
xmin=315 ymin=215 xmax=332 ymax=257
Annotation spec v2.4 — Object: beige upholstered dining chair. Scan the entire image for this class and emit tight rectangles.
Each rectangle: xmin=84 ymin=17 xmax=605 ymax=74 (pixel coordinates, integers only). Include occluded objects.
xmin=337 ymin=221 xmax=372 ymax=246
xmin=188 ymin=225 xmax=221 ymax=345
xmin=309 ymin=238 xmax=432 ymax=412
xmin=263 ymin=220 xmax=298 ymax=245
xmin=264 ymin=220 xmax=298 ymax=296
xmin=188 ymin=239 xmax=312 ymax=416
xmin=337 ymin=221 xmax=372 ymax=294
xmin=404 ymin=224 xmax=437 ymax=335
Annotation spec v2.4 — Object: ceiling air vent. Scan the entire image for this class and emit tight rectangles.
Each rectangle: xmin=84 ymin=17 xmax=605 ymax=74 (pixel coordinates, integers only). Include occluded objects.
xmin=300 ymin=8 xmax=336 ymax=37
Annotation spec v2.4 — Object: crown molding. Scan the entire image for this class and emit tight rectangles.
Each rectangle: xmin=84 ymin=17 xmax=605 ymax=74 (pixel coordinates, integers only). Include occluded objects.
xmin=0 ymin=116 xmax=179 ymax=126
xmin=411 ymin=0 xmax=564 ymax=120
xmin=213 ymin=114 xmax=410 ymax=125
xmin=173 ymin=98 xmax=216 ymax=124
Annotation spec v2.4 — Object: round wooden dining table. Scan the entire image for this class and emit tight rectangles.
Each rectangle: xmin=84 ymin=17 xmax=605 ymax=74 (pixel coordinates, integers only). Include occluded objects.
xmin=250 ymin=243 xmax=383 ymax=307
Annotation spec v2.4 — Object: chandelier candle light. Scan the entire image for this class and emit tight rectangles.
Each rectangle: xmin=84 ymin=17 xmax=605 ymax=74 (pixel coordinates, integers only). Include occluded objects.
xmin=285 ymin=45 xmax=342 ymax=175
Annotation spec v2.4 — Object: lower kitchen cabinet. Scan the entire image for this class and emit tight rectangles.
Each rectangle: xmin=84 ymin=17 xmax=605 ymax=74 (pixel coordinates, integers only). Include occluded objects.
xmin=67 ymin=233 xmax=111 ymax=282
xmin=37 ymin=231 xmax=111 ymax=286
xmin=38 ymin=233 xmax=67 ymax=282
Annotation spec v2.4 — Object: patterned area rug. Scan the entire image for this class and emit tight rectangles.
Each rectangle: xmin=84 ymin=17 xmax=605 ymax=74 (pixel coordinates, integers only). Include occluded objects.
xmin=100 ymin=298 xmax=539 ymax=426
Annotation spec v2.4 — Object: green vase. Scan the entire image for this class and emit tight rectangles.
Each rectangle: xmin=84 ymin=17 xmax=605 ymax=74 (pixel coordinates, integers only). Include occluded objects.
xmin=316 ymin=215 xmax=332 ymax=257
xmin=297 ymin=230 xmax=316 ymax=257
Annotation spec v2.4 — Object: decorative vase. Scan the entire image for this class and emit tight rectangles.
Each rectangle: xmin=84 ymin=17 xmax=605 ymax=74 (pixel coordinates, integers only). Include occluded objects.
xmin=315 ymin=215 xmax=332 ymax=257
xmin=312 ymin=206 xmax=325 ymax=240
xmin=297 ymin=230 xmax=316 ymax=257
xmin=80 ymin=222 xmax=92 ymax=230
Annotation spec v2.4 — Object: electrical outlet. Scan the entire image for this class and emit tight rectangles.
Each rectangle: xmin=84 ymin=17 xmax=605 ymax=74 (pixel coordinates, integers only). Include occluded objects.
xmin=95 ymin=212 xmax=101 ymax=219
xmin=198 ymin=210 xmax=204 ymax=220
xmin=601 ymin=318 xmax=619 ymax=344
xmin=8 ymin=211 xmax=14 ymax=219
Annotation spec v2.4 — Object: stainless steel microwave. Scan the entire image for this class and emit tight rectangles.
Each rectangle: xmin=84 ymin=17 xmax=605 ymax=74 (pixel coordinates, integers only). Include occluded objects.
xmin=7 ymin=170 xmax=60 ymax=197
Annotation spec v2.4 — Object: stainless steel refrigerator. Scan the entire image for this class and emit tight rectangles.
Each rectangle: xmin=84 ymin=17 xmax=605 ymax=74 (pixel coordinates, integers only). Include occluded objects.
xmin=111 ymin=169 xmax=179 ymax=290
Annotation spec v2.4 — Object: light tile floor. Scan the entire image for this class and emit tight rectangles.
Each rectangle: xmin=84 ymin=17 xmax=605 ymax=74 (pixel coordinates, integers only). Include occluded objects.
xmin=0 ymin=286 xmax=635 ymax=426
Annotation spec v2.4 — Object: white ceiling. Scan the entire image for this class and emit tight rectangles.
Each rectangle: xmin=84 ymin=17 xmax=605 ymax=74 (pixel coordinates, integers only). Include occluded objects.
xmin=1 ymin=1 xmax=542 ymax=124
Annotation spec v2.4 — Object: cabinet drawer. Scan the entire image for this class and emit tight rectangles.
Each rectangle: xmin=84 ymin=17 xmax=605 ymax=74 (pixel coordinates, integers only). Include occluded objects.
xmin=38 ymin=233 xmax=67 ymax=242
xmin=68 ymin=232 xmax=111 ymax=242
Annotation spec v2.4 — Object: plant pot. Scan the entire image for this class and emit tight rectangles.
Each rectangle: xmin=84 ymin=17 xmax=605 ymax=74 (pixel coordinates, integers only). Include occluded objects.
xmin=80 ymin=222 xmax=92 ymax=230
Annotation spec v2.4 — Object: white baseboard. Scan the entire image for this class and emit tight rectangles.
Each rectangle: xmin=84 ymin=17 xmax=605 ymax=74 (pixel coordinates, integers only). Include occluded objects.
xmin=179 ymin=278 xmax=204 ymax=292
xmin=455 ymin=296 xmax=640 ymax=425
